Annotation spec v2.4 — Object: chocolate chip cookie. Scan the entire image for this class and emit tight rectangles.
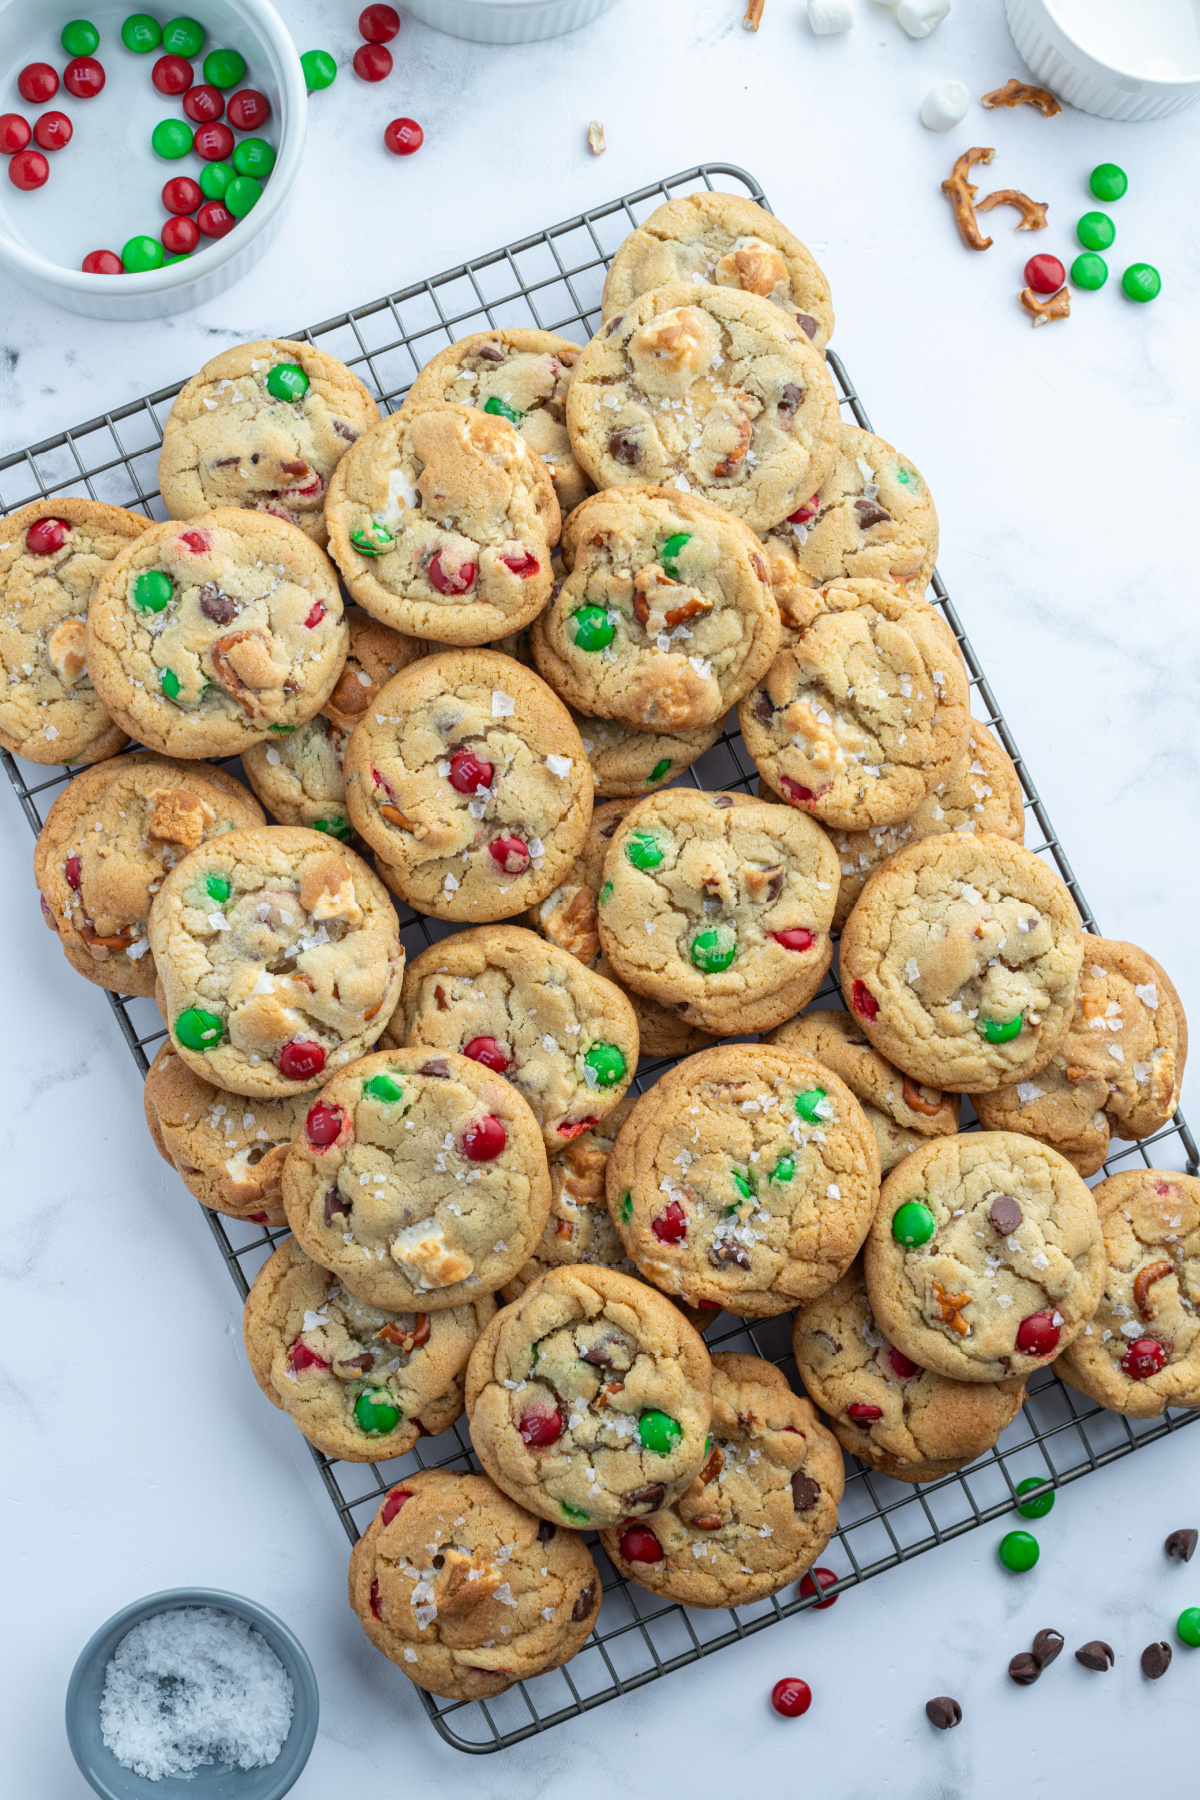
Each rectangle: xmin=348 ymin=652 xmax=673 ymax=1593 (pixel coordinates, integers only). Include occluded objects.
xmin=158 ymin=338 xmax=381 ymax=547
xmin=149 ymin=826 xmax=404 ymax=1098
xmin=86 ymin=509 xmax=348 ymax=758
xmin=601 ymin=191 xmax=834 ymax=352
xmin=33 ymin=752 xmax=264 ymax=995
xmin=531 ymin=486 xmax=779 ymax=732
xmin=762 ymin=426 xmax=939 ymax=627
xmin=600 ymin=1352 xmax=843 ymax=1606
xmin=383 ymin=923 xmax=638 ymax=1147
xmin=342 ymin=649 xmax=591 ymax=923
xmin=404 ymin=329 xmax=588 ymax=514
xmin=793 ymin=1262 xmax=1026 ymax=1482
xmin=325 ymin=403 xmax=560 ymax=645
xmin=863 ymin=1131 xmax=1105 ymax=1382
xmin=767 ymin=1009 xmax=960 ymax=1173
xmin=567 ymin=285 xmax=840 ymax=533
xmin=1057 ymin=1170 xmax=1200 ymax=1418
xmin=465 ymin=1264 xmax=712 ymax=1530
xmin=975 ymin=938 xmax=1187 ymax=1177
xmin=348 ymin=1468 xmax=601 ymax=1702
xmin=0 ymin=498 xmax=149 ymax=765
xmin=606 ymin=1044 xmax=881 ymax=1318
xmin=244 ymin=1236 xmax=495 ymax=1460
xmin=738 ymin=579 xmax=970 ymax=830
xmin=282 ymin=1047 xmax=551 ymax=1310
xmin=838 ymin=833 xmax=1085 ymax=1094
xmin=143 ymin=1038 xmax=311 ymax=1225
xmin=596 ymin=790 xmax=840 ymax=1037
xmin=572 ymin=706 xmax=725 ymax=800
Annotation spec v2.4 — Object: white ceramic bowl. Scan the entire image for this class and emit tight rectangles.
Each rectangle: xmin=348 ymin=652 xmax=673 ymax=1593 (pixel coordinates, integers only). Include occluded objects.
xmin=402 ymin=0 xmax=620 ymax=45
xmin=0 ymin=0 xmax=306 ymax=320
xmin=1006 ymin=0 xmax=1200 ymax=121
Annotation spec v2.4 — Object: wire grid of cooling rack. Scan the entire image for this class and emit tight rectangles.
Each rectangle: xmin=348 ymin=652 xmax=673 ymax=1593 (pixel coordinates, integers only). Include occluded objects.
xmin=4 ymin=163 xmax=1199 ymax=1754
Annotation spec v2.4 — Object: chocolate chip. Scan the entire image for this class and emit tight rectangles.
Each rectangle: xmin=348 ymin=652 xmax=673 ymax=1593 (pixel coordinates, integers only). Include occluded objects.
xmin=475 ymin=343 xmax=504 ymax=362
xmin=712 ymin=795 xmax=734 ymax=807
xmin=710 ymin=1242 xmax=750 ymax=1270
xmin=213 ymin=455 xmax=241 ymax=467
xmin=1032 ymin=1627 xmax=1064 ymax=1667
xmin=854 ymin=498 xmax=891 ymax=530
xmin=333 ymin=420 xmax=359 ymax=442
xmin=810 ymin=1328 xmax=842 ymax=1353
xmin=777 ymin=381 xmax=805 ymax=418
xmin=754 ymin=690 xmax=774 ymax=724
xmin=988 ymin=1194 xmax=1023 ymax=1236
xmin=765 ymin=870 xmax=785 ymax=903
xmin=251 ymin=452 xmax=260 ymax=464
xmin=323 ymin=1185 xmax=349 ymax=1226
xmin=925 ymin=1696 xmax=961 ymax=1730
xmin=338 ymin=1351 xmax=374 ymax=1372
xmin=604 ymin=314 xmax=624 ymax=335
xmin=600 ymin=819 xmax=621 ymax=838
xmin=796 ymin=312 xmax=818 ymax=339
xmin=1141 ymin=1641 xmax=1172 ymax=1680
xmin=571 ymin=1581 xmax=596 ymax=1622
xmin=791 ymin=1473 xmax=820 ymax=1512
xmin=537 ymin=1520 xmax=556 ymax=1542
xmin=608 ymin=428 xmax=640 ymax=466
xmin=1075 ymin=1640 xmax=1114 ymax=1672
xmin=419 ymin=1058 xmax=452 ymax=1079
xmin=1165 ymin=1527 xmax=1197 ymax=1562
xmin=1008 ymin=1653 xmax=1041 ymax=1686
xmin=626 ymin=1483 xmax=666 ymax=1511
xmin=198 ymin=584 xmax=237 ymax=625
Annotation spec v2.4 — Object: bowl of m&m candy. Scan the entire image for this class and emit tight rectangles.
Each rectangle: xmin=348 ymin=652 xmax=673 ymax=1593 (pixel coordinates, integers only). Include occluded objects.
xmin=0 ymin=0 xmax=306 ymax=319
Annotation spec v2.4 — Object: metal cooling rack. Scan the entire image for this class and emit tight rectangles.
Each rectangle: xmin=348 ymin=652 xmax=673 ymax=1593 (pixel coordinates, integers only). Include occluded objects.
xmin=4 ymin=163 xmax=1198 ymax=1756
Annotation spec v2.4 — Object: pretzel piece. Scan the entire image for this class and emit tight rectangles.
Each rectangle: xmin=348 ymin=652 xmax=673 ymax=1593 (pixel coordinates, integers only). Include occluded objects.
xmin=744 ymin=0 xmax=765 ymax=28
xmin=977 ymin=189 xmax=1049 ymax=231
xmin=941 ymin=147 xmax=996 ymax=251
xmin=981 ymin=78 xmax=1062 ymax=117
xmin=1019 ymin=285 xmax=1070 ymax=327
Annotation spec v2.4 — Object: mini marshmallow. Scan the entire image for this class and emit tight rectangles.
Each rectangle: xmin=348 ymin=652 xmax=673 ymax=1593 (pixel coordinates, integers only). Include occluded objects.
xmin=920 ymin=79 xmax=970 ymax=130
xmin=808 ymin=0 xmax=853 ymax=30
xmin=898 ymin=0 xmax=951 ymax=35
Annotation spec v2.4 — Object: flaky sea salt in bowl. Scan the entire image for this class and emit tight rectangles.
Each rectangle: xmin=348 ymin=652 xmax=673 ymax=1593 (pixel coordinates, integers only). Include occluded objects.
xmin=65 ymin=1588 xmax=318 ymax=1799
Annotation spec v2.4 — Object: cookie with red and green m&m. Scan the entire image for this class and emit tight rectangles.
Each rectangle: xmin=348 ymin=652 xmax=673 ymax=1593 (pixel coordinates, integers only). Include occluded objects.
xmin=600 ymin=1352 xmax=842 ymax=1606
xmin=342 ymin=649 xmax=591 ymax=923
xmin=464 ymin=1263 xmax=712 ymax=1530
xmin=325 ymin=402 xmax=560 ymax=645
xmin=244 ymin=1236 xmax=495 ymax=1460
xmin=838 ymin=832 xmax=1084 ymax=1094
xmin=792 ymin=1261 xmax=1025 ymax=1482
xmin=1057 ymin=1170 xmax=1200 ymax=1418
xmin=596 ymin=789 xmax=839 ymax=1038
xmin=382 ymin=923 xmax=638 ymax=1149
xmin=348 ymin=1467 xmax=600 ymax=1702
xmin=863 ymin=1131 xmax=1104 ymax=1383
xmin=605 ymin=1043 xmax=880 ymax=1318
xmin=282 ymin=1047 xmax=551 ymax=1311
xmin=158 ymin=338 xmax=381 ymax=548
xmin=148 ymin=825 xmax=404 ymax=1099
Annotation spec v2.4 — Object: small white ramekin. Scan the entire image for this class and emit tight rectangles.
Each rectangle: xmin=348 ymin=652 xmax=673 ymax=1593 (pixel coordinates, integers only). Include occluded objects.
xmin=1006 ymin=0 xmax=1200 ymax=122
xmin=0 ymin=0 xmax=306 ymax=321
xmin=403 ymin=0 xmax=620 ymax=45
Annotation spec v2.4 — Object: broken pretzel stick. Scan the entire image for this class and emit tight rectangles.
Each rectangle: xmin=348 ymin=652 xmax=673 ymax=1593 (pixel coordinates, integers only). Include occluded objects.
xmin=981 ymin=78 xmax=1062 ymax=117
xmin=1020 ymin=284 xmax=1070 ymax=326
xmin=977 ymin=189 xmax=1049 ymax=231
xmin=743 ymin=0 xmax=765 ymax=29
xmin=941 ymin=146 xmax=995 ymax=251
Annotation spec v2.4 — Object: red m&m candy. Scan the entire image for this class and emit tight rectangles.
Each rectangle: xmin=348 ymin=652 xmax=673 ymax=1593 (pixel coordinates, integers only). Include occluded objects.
xmin=652 ymin=1200 xmax=687 ymax=1244
xmin=18 ymin=64 xmax=58 ymax=105
xmin=1122 ymin=1336 xmax=1168 ymax=1380
xmin=353 ymin=42 xmax=392 ymax=81
xmin=384 ymin=116 xmax=423 ymax=156
xmin=1015 ymin=1310 xmax=1061 ymax=1357
xmin=463 ymin=1036 xmax=510 ymax=1073
xmin=462 ymin=1115 xmax=506 ymax=1161
xmin=196 ymin=200 xmax=235 ymax=238
xmin=278 ymin=1038 xmax=326 ymax=1080
xmin=305 ymin=1102 xmax=342 ymax=1147
xmin=194 ymin=121 xmax=235 ymax=162
xmin=27 ymin=517 xmax=70 ymax=554
xmin=9 ymin=149 xmax=49 ymax=190
xmin=1024 ymin=253 xmax=1066 ymax=295
xmin=161 ymin=214 xmax=200 ymax=255
xmin=771 ymin=1678 xmax=812 ymax=1718
xmin=64 ymin=57 xmax=106 ymax=99
xmin=153 ymin=54 xmax=194 ymax=95
xmin=519 ymin=1404 xmax=563 ymax=1447
xmin=360 ymin=4 xmax=401 ymax=40
xmin=163 ymin=175 xmax=203 ymax=214
xmin=83 ymin=250 xmax=124 ymax=275
xmin=227 ymin=88 xmax=270 ymax=130
xmin=33 ymin=112 xmax=73 ymax=152
xmin=0 ymin=115 xmax=31 ymax=153
xmin=183 ymin=83 xmax=224 ymax=122
xmin=619 ymin=1523 xmax=664 ymax=1563
xmin=798 ymin=1566 xmax=839 ymax=1608
xmin=447 ymin=748 xmax=492 ymax=794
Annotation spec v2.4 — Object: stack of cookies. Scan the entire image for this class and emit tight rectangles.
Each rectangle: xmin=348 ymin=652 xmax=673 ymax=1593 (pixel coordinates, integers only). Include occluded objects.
xmin=15 ymin=189 xmax=1197 ymax=1709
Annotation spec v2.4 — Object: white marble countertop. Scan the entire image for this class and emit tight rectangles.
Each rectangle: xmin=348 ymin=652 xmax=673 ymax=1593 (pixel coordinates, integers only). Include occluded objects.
xmin=5 ymin=1 xmax=1200 ymax=1794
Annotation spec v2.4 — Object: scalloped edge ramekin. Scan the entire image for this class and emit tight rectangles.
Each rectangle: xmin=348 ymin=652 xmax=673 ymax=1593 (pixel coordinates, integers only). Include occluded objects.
xmin=1006 ymin=0 xmax=1200 ymax=121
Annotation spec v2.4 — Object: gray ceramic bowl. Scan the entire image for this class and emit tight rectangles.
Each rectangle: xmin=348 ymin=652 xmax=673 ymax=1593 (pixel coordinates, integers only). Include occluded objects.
xmin=65 ymin=1588 xmax=319 ymax=1800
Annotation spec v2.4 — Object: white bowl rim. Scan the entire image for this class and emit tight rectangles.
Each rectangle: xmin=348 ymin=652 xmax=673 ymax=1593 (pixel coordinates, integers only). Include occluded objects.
xmin=0 ymin=0 xmax=306 ymax=299
xmin=1041 ymin=0 xmax=1200 ymax=89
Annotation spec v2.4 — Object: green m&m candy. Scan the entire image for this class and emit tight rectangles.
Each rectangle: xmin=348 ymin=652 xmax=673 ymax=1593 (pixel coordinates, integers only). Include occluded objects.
xmin=161 ymin=668 xmax=182 ymax=700
xmin=1089 ymin=162 xmax=1127 ymax=202
xmin=1123 ymin=263 xmax=1161 ymax=303
xmin=351 ymin=521 xmax=393 ymax=556
xmin=1015 ymin=1477 xmax=1055 ymax=1520
xmin=122 ymin=13 xmax=161 ymax=52
xmin=647 ymin=758 xmax=672 ymax=784
xmin=132 ymin=569 xmax=173 ymax=611
xmin=691 ymin=925 xmax=737 ymax=973
xmin=62 ymin=20 xmax=100 ymax=56
xmin=599 ymin=880 xmax=613 ymax=903
xmin=584 ymin=1042 xmax=626 ymax=1087
xmin=570 ymin=604 xmax=613 ymax=652
xmin=204 ymin=47 xmax=246 ymax=89
xmin=314 ymin=817 xmax=352 ymax=842
xmin=892 ymin=1200 xmax=935 ymax=1247
xmin=998 ymin=1530 xmax=1039 ymax=1573
xmin=162 ymin=17 xmax=205 ymax=57
xmin=794 ymin=1088 xmax=828 ymax=1124
xmin=122 ymin=234 xmax=164 ymax=272
xmin=619 ymin=1189 xmax=632 ymax=1223
xmin=660 ymin=531 xmax=691 ymax=578
xmin=175 ymin=1007 xmax=223 ymax=1050
xmin=483 ymin=394 xmax=522 ymax=425
xmin=561 ymin=1501 xmax=589 ymax=1522
xmin=224 ymin=176 xmax=262 ymax=219
xmin=638 ymin=1411 xmax=683 ymax=1455
xmin=199 ymin=160 xmax=235 ymax=201
xmin=266 ymin=362 xmax=309 ymax=402
xmin=205 ymin=873 xmax=231 ymax=903
xmin=362 ymin=1072 xmax=404 ymax=1104
xmin=301 ymin=49 xmax=337 ymax=91
xmin=978 ymin=1014 xmax=1022 ymax=1044
xmin=1176 ymin=1608 xmax=1200 ymax=1648
xmin=233 ymin=136 xmax=276 ymax=179
xmin=1077 ymin=211 xmax=1115 ymax=252
xmin=354 ymin=1390 xmax=401 ymax=1434
xmin=626 ymin=833 xmax=662 ymax=870
xmin=730 ymin=1169 xmax=755 ymax=1203
xmin=269 ymin=723 xmax=295 ymax=733
xmin=1071 ymin=253 xmax=1108 ymax=291
xmin=152 ymin=118 xmax=193 ymax=160
xmin=771 ymin=1154 xmax=795 ymax=1183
